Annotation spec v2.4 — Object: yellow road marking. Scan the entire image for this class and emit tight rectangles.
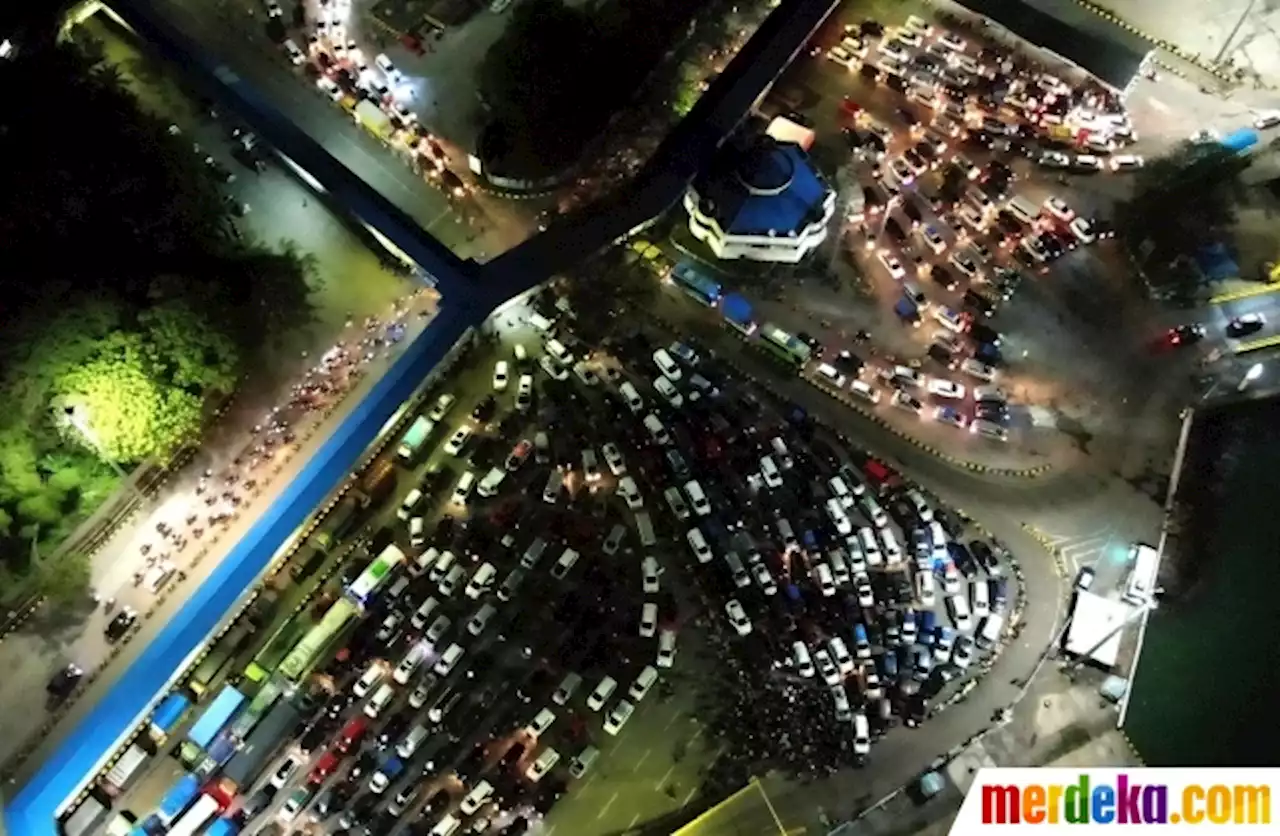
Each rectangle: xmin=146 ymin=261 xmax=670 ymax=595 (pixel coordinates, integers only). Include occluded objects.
xmin=1209 ymin=283 xmax=1280 ymax=304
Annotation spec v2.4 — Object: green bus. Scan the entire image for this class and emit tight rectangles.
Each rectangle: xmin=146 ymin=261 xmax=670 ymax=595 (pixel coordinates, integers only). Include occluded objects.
xmin=277 ymin=599 xmax=359 ymax=681
xmin=758 ymin=323 xmax=812 ymax=368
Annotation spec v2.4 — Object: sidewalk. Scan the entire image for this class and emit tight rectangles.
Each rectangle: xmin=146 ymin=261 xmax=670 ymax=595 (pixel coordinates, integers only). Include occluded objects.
xmin=0 ymin=290 xmax=439 ymax=778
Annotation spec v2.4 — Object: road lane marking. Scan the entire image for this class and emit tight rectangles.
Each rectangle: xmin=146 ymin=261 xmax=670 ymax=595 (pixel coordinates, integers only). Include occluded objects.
xmin=663 ymin=709 xmax=684 ymax=730
xmin=630 ymin=813 xmax=641 ymax=829
xmin=1210 ymin=283 xmax=1280 ymax=304
xmin=634 ymin=748 xmax=652 ymax=769
xmin=655 ymin=763 xmax=676 ymax=791
xmin=682 ymin=785 xmax=698 ymax=807
xmin=597 ymin=791 xmax=619 ymax=819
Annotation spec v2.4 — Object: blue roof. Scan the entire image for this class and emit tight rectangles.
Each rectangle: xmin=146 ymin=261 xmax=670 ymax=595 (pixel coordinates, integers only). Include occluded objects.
xmin=721 ymin=293 xmax=753 ymax=325
xmin=690 ymin=139 xmax=831 ymax=237
xmin=5 ymin=305 xmax=477 ymax=836
xmin=186 ymin=686 xmax=246 ymax=749
xmin=149 ymin=692 xmax=190 ymax=733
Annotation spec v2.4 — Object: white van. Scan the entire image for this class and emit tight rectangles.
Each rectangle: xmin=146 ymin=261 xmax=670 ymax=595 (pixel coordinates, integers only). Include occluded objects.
xmin=430 ymin=815 xmax=462 ymax=836
xmin=364 ymin=683 xmax=395 ymax=718
xmin=1007 ymin=195 xmax=1041 ymax=224
xmin=464 ymin=562 xmax=497 ymax=599
xmin=545 ymin=338 xmax=573 ymax=365
xmin=629 ymin=665 xmax=659 ymax=702
xmin=860 ymin=495 xmax=889 ymax=528
xmin=683 ymin=480 xmax=711 ymax=516
xmin=398 ymin=724 xmax=430 ymax=758
xmin=972 ymin=578 xmax=991 ymax=617
xmin=653 ymin=348 xmax=682 ymax=381
xmin=643 ymin=414 xmax=672 ymax=445
xmin=828 ymin=549 xmax=851 ymax=586
xmin=409 ymin=516 xmax=426 ymax=548
xmin=858 ymin=527 xmax=882 ymax=566
xmin=386 ymin=575 xmax=411 ymax=601
xmin=466 ymin=602 xmax=497 ymax=636
xmin=451 ymin=471 xmax=477 ymax=506
xmin=851 ymin=379 xmax=881 ymax=402
xmin=619 ymin=381 xmax=645 ymax=414
xmin=542 ymin=470 xmax=563 ymax=505
xmin=433 ymin=642 xmax=465 ymax=676
xmin=397 ymin=489 xmax=423 ymax=520
xmin=525 ymin=747 xmax=561 ymax=782
xmin=881 ymin=529 xmax=904 ymax=566
xmin=792 ymin=641 xmax=816 ymax=678
xmin=853 ymin=713 xmax=871 ymax=755
xmin=353 ymin=662 xmax=383 ymax=697
xmin=586 ymin=676 xmax=617 ymax=711
xmin=552 ymin=672 xmax=583 ymax=705
xmin=414 ymin=546 xmax=440 ymax=577
xmin=411 ymin=596 xmax=440 ymax=631
xmin=477 ymin=467 xmax=506 ymax=498
xmin=759 ymin=455 xmax=783 ymax=489
xmin=723 ymin=551 xmax=750 ymax=588
xmin=770 ymin=437 xmax=793 ymax=468
xmin=905 ymin=489 xmax=934 ymax=523
xmin=550 ymin=547 xmax=580 ymax=579
xmin=429 ymin=549 xmax=456 ymax=582
xmin=521 ymin=537 xmax=549 ymax=569
xmin=686 ymin=527 xmax=712 ymax=563
xmin=393 ymin=643 xmax=428 ymax=684
xmin=977 ymin=613 xmax=1004 ymax=650
xmin=828 ymin=476 xmax=855 ymax=509
xmin=569 ymin=745 xmax=600 ymax=778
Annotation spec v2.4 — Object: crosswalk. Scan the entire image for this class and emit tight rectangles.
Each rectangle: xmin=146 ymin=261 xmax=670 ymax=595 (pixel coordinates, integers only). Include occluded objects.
xmin=1039 ymin=530 xmax=1119 ymax=576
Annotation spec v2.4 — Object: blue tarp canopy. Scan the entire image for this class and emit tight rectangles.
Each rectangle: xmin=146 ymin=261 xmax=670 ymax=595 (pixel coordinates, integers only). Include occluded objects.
xmin=187 ymin=686 xmax=245 ymax=748
xmin=721 ymin=293 xmax=753 ymax=325
xmin=1221 ymin=128 xmax=1259 ymax=153
xmin=150 ymin=692 xmax=191 ymax=733
xmin=155 ymin=773 xmax=200 ymax=822
xmin=1195 ymin=242 xmax=1239 ymax=281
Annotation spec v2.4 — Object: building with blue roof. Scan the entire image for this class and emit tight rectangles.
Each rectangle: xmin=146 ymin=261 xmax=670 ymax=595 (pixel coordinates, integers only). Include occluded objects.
xmin=683 ymin=131 xmax=834 ymax=264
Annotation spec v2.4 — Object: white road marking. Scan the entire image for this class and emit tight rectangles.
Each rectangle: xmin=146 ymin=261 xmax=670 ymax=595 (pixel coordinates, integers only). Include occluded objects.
xmin=1146 ymin=97 xmax=1172 ymax=114
xmin=629 ymin=813 xmax=641 ymax=829
xmin=682 ymin=785 xmax=699 ymax=807
xmin=663 ymin=709 xmax=685 ymax=730
xmin=597 ymin=791 xmax=619 ymax=819
xmin=634 ymin=747 xmax=652 ymax=769
xmin=655 ymin=763 xmax=676 ymax=791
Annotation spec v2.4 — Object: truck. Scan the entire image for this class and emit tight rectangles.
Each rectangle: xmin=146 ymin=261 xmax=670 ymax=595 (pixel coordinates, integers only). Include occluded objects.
xmin=396 ymin=415 xmax=435 ymax=464
xmin=357 ymin=459 xmax=397 ymax=509
xmin=353 ymin=99 xmax=394 ymax=141
xmin=369 ymin=756 xmax=405 ymax=794
xmin=310 ymin=497 xmax=360 ymax=553
xmin=188 ymin=620 xmax=256 ymax=698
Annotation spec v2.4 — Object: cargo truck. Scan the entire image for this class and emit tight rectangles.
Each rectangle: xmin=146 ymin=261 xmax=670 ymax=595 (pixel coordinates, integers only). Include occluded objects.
xmin=353 ymin=99 xmax=394 ymax=141
xmin=310 ymin=496 xmax=360 ymax=553
xmin=358 ymin=459 xmax=397 ymax=509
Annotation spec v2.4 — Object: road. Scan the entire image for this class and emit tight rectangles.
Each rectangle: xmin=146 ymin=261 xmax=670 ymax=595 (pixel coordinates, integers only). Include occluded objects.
xmin=126 ymin=0 xmax=539 ymax=261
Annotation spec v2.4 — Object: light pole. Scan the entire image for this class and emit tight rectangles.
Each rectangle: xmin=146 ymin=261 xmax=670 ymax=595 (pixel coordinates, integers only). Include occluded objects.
xmin=64 ymin=405 xmax=129 ymax=481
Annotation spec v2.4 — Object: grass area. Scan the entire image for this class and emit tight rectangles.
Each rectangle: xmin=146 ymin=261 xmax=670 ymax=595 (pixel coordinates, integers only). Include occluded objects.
xmin=1122 ymin=398 xmax=1280 ymax=766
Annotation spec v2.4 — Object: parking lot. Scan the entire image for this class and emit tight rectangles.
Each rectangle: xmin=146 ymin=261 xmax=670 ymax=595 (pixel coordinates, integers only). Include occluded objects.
xmin=203 ymin=279 xmax=1024 ymax=836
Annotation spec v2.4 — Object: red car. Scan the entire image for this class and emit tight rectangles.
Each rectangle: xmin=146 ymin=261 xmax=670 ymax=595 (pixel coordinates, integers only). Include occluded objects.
xmin=308 ymin=750 xmax=340 ymax=785
xmin=335 ymin=716 xmax=367 ymax=754
xmin=839 ymin=97 xmax=861 ymax=119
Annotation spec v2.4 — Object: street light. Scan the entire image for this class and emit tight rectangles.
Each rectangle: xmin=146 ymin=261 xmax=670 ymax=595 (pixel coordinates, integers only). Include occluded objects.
xmin=64 ymin=404 xmax=128 ymax=481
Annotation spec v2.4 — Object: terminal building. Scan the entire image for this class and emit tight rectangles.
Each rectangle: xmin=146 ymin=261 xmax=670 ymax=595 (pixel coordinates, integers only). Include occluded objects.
xmin=683 ymin=125 xmax=835 ymax=264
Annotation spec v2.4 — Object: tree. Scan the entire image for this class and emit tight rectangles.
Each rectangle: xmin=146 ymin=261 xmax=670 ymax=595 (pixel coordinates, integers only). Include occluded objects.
xmin=1119 ymin=142 xmax=1249 ymax=299
xmin=34 ymin=551 xmax=92 ymax=606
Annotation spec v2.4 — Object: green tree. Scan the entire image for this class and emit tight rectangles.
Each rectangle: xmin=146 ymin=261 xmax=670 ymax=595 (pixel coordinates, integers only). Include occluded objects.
xmin=1119 ymin=142 xmax=1249 ymax=299
xmin=34 ymin=551 xmax=92 ymax=606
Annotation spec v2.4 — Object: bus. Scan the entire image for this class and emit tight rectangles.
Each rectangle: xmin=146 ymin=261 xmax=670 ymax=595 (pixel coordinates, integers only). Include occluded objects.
xmin=758 ymin=324 xmax=812 ymax=368
xmin=278 ymin=599 xmax=359 ymax=681
xmin=166 ymin=794 xmax=220 ymax=836
xmin=1124 ymin=543 xmax=1159 ymax=606
xmin=347 ymin=544 xmax=406 ymax=607
xmin=670 ymin=261 xmax=723 ymax=307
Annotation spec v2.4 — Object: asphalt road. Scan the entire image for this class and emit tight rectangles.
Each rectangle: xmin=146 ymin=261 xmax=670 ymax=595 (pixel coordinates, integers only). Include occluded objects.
xmin=125 ymin=0 xmax=537 ymax=261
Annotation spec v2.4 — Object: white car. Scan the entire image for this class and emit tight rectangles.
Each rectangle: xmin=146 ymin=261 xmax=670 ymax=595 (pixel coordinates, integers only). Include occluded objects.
xmin=878 ymin=251 xmax=906 ymax=280
xmin=888 ymin=157 xmax=916 ymax=185
xmin=935 ymin=406 xmax=968 ymax=429
xmin=639 ymin=602 xmax=658 ymax=637
xmin=1072 ymin=154 xmax=1106 ymax=171
xmin=642 ymin=557 xmax=661 ymax=593
xmin=942 ymin=560 xmax=962 ymax=594
xmin=1110 ymin=154 xmax=1144 ymax=171
xmin=601 ymin=442 xmax=626 ymax=476
xmin=724 ymin=599 xmax=752 ymax=636
xmin=492 ymin=361 xmax=510 ymax=391
xmin=828 ymin=637 xmax=855 ymax=676
xmin=1038 ymin=151 xmax=1070 ymax=169
xmin=1043 ymin=197 xmax=1074 ymax=222
xmin=654 ymin=376 xmax=684 ymax=407
xmin=879 ymin=39 xmax=910 ymax=62
xmin=428 ymin=394 xmax=456 ymax=421
xmin=926 ymin=379 xmax=966 ymax=400
xmin=656 ymin=629 xmax=677 ymax=668
xmin=1069 ymin=217 xmax=1097 ymax=243
xmin=603 ymin=700 xmax=636 ymax=735
xmin=939 ymin=32 xmax=966 ymax=51
xmin=949 ymin=251 xmax=979 ymax=278
xmin=1255 ymin=110 xmax=1280 ymax=129
xmin=581 ymin=448 xmax=601 ymax=482
xmin=317 ymin=76 xmax=343 ymax=102
xmin=442 ymin=426 xmax=472 ymax=456
xmin=516 ymin=374 xmax=534 ymax=411
xmin=653 ymin=348 xmax=682 ymax=381
xmin=617 ymin=476 xmax=643 ymax=509
xmin=375 ymin=52 xmax=402 ymax=81
xmin=540 ymin=355 xmax=569 ymax=381
xmin=916 ymin=569 xmax=937 ymax=606
xmin=813 ymin=648 xmax=842 ymax=686
xmin=892 ymin=390 xmax=924 ymax=415
xmin=953 ymin=635 xmax=976 ymax=668
xmin=974 ymin=384 xmax=1008 ymax=405
xmin=855 ymin=574 xmax=875 ymax=608
xmin=408 ymin=680 xmax=432 ymax=709
xmin=960 ymin=358 xmax=996 ymax=381
xmin=883 ymin=364 xmax=924 ymax=389
xmin=283 ymin=39 xmax=306 ymax=65
xmin=920 ymin=225 xmax=947 ymax=254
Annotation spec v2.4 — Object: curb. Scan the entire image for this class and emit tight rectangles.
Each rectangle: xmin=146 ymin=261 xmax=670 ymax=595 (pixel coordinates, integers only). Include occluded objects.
xmin=1019 ymin=523 xmax=1068 ymax=580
